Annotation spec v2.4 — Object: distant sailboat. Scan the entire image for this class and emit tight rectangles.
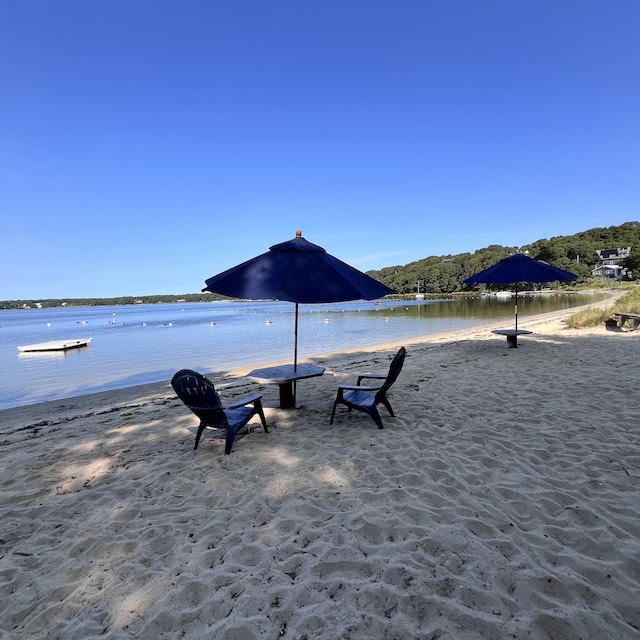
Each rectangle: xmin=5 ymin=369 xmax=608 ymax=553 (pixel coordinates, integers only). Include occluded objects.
xmin=416 ymin=280 xmax=425 ymax=300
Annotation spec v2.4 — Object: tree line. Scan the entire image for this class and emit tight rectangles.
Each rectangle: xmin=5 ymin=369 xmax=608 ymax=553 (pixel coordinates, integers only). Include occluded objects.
xmin=366 ymin=221 xmax=640 ymax=295
xmin=0 ymin=292 xmax=227 ymax=310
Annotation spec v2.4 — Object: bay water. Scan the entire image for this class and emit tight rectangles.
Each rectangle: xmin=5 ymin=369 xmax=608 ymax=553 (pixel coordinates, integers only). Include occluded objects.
xmin=0 ymin=293 xmax=604 ymax=410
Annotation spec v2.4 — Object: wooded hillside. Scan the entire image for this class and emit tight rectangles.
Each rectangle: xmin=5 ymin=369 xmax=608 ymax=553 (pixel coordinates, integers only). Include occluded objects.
xmin=366 ymin=221 xmax=640 ymax=295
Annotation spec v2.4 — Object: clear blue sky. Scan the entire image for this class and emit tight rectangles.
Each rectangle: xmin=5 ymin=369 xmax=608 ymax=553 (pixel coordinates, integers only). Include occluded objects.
xmin=2 ymin=1 xmax=638 ymax=299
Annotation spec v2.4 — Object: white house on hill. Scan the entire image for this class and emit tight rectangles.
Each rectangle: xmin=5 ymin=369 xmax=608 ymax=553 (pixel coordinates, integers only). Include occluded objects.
xmin=592 ymin=264 xmax=624 ymax=278
xmin=592 ymin=247 xmax=632 ymax=278
xmin=595 ymin=247 xmax=631 ymax=265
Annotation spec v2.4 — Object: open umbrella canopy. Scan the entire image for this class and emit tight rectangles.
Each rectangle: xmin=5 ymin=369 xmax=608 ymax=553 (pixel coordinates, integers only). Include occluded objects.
xmin=464 ymin=253 xmax=578 ymax=286
xmin=203 ymin=231 xmax=393 ymax=303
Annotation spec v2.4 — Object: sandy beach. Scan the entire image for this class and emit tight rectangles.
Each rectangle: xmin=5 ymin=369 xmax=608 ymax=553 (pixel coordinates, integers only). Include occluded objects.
xmin=1 ymin=294 xmax=639 ymax=639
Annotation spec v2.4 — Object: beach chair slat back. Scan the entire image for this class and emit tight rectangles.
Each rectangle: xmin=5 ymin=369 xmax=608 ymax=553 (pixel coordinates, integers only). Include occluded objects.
xmin=171 ymin=370 xmax=229 ymax=429
xmin=374 ymin=346 xmax=405 ymax=405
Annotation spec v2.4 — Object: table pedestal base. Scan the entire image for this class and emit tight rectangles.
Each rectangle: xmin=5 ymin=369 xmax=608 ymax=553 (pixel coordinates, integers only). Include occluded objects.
xmin=278 ymin=382 xmax=296 ymax=409
xmin=491 ymin=329 xmax=533 ymax=348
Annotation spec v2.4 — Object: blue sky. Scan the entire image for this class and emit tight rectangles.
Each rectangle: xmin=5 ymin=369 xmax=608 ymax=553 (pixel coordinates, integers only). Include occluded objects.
xmin=2 ymin=1 xmax=638 ymax=299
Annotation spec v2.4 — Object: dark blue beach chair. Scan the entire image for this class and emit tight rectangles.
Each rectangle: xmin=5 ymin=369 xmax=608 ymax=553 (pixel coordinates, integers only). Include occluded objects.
xmin=171 ymin=369 xmax=268 ymax=455
xmin=329 ymin=347 xmax=406 ymax=430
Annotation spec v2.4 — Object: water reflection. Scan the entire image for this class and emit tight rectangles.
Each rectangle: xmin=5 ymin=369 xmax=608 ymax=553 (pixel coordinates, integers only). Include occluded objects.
xmin=382 ymin=293 xmax=605 ymax=320
xmin=302 ymin=292 xmax=607 ymax=322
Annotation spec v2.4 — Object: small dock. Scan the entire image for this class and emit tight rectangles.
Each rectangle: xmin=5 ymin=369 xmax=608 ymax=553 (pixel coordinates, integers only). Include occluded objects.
xmin=18 ymin=338 xmax=93 ymax=353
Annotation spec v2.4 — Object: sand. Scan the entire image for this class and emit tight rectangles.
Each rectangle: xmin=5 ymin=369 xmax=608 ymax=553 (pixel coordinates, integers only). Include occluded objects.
xmin=1 ymin=294 xmax=639 ymax=639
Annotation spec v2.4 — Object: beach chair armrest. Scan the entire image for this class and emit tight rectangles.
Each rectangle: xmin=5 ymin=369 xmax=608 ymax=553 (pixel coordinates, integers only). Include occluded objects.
xmin=338 ymin=384 xmax=382 ymax=392
xmin=356 ymin=373 xmax=386 ymax=385
xmin=223 ymin=394 xmax=263 ymax=410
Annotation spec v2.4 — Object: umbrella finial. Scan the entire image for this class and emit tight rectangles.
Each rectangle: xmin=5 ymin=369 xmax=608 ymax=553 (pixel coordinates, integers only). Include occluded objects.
xmin=296 ymin=230 xmax=302 ymax=237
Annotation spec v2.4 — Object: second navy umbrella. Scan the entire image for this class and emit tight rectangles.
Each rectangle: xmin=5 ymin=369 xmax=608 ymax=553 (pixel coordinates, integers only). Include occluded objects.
xmin=464 ymin=253 xmax=577 ymax=330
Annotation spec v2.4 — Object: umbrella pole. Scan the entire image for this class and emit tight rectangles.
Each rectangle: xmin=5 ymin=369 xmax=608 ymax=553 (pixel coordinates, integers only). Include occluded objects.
xmin=514 ymin=284 xmax=519 ymax=331
xmin=293 ymin=303 xmax=299 ymax=406
xmin=294 ymin=303 xmax=299 ymax=371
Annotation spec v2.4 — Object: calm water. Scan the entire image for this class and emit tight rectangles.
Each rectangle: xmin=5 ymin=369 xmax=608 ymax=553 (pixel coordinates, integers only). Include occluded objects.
xmin=0 ymin=293 xmax=604 ymax=410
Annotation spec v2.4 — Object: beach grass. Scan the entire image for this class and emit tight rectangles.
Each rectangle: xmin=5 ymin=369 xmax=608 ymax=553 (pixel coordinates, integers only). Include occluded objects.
xmin=562 ymin=306 xmax=611 ymax=328
xmin=563 ymin=286 xmax=640 ymax=328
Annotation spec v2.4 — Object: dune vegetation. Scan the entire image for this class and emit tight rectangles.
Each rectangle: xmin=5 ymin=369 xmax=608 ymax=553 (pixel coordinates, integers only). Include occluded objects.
xmin=563 ymin=286 xmax=640 ymax=328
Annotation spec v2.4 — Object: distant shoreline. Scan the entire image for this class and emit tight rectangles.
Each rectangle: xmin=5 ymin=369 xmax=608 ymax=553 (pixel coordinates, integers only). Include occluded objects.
xmin=0 ymin=286 xmax=609 ymax=310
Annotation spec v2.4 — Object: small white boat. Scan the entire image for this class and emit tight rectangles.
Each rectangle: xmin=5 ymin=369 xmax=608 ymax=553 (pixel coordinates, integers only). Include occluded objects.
xmin=18 ymin=338 xmax=92 ymax=353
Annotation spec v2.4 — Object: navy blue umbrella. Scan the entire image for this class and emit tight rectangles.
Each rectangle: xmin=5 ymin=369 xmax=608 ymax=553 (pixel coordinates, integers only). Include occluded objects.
xmin=203 ymin=230 xmax=393 ymax=370
xmin=464 ymin=253 xmax=577 ymax=330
